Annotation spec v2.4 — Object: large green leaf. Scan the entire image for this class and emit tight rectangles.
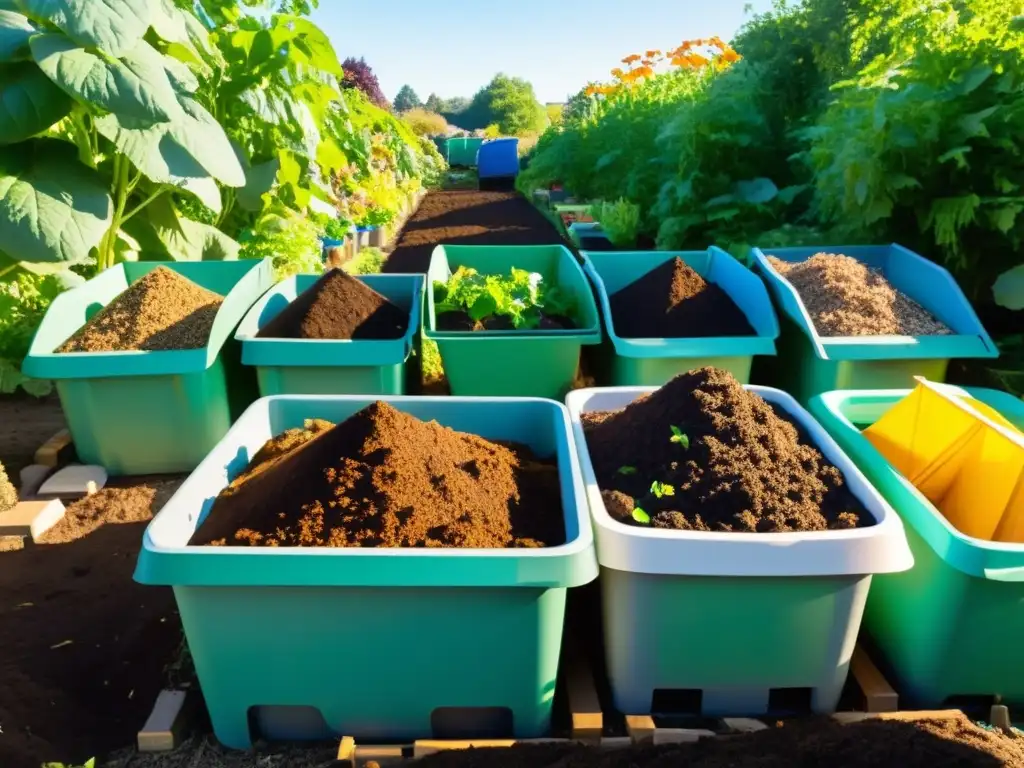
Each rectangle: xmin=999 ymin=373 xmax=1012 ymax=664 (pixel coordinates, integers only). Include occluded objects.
xmin=236 ymin=158 xmax=278 ymax=212
xmin=31 ymin=34 xmax=180 ymax=122
xmin=274 ymin=15 xmax=341 ymax=76
xmin=994 ymin=264 xmax=1024 ymax=311
xmin=125 ymin=195 xmax=238 ymax=261
xmin=0 ymin=9 xmax=34 ymax=61
xmin=18 ymin=0 xmax=153 ymax=57
xmin=95 ymin=94 xmax=245 ymax=187
xmin=0 ymin=61 xmax=73 ymax=144
xmin=0 ymin=139 xmax=112 ymax=263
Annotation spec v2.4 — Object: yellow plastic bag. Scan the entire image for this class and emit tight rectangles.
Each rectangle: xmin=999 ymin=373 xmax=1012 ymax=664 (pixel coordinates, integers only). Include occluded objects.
xmin=863 ymin=378 xmax=1024 ymax=542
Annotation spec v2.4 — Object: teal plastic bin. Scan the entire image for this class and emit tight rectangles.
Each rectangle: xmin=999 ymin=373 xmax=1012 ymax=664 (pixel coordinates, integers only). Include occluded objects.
xmin=22 ymin=260 xmax=273 ymax=476
xmin=810 ymin=385 xmax=1024 ymax=708
xmin=444 ymin=137 xmax=485 ymax=167
xmin=751 ymin=244 xmax=997 ymax=403
xmin=425 ymin=245 xmax=601 ymax=398
xmin=235 ymin=274 xmax=424 ymax=396
xmin=582 ymin=248 xmax=780 ymax=386
xmin=134 ymin=394 xmax=598 ymax=747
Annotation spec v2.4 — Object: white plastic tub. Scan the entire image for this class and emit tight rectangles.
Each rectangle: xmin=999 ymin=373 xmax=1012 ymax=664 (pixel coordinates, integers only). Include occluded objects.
xmin=565 ymin=385 xmax=912 ymax=716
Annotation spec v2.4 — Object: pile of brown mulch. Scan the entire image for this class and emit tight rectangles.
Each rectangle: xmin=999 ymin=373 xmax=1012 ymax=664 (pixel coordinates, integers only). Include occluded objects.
xmin=39 ymin=480 xmax=182 ymax=544
xmin=190 ymin=401 xmax=565 ymax=548
xmin=0 ymin=478 xmax=183 ymax=768
xmin=582 ymin=367 xmax=869 ymax=532
xmin=768 ymin=253 xmax=952 ymax=337
xmin=257 ymin=269 xmax=408 ymax=340
xmin=58 ymin=267 xmax=223 ymax=353
xmin=410 ymin=714 xmax=1024 ymax=768
xmin=609 ymin=257 xmax=755 ymax=339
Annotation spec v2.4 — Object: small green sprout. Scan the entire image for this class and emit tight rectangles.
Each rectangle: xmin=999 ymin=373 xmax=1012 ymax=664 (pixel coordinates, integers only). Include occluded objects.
xmin=632 ymin=506 xmax=651 ymax=524
xmin=670 ymin=425 xmax=689 ymax=449
xmin=650 ymin=481 xmax=675 ymax=499
xmin=617 ymin=465 xmax=638 ymax=475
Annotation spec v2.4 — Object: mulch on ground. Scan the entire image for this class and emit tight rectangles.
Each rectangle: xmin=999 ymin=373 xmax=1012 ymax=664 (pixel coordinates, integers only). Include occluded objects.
xmin=0 ymin=477 xmax=184 ymax=768
xmin=0 ymin=393 xmax=67 ymax=480
xmin=384 ymin=191 xmax=565 ymax=274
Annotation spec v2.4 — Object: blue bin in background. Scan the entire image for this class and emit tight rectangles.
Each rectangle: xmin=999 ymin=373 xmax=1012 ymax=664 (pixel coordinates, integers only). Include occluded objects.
xmin=478 ymin=138 xmax=520 ymax=180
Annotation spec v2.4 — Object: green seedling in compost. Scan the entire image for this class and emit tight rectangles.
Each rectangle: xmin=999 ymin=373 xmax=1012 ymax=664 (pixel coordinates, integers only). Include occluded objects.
xmin=632 ymin=505 xmax=651 ymax=524
xmin=617 ymin=465 xmax=637 ymax=475
xmin=670 ymin=425 xmax=690 ymax=449
xmin=433 ymin=266 xmax=577 ymax=329
xmin=650 ymin=480 xmax=675 ymax=499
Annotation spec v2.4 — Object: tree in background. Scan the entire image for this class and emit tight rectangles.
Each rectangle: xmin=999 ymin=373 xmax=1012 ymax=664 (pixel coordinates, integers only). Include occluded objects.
xmin=546 ymin=104 xmax=564 ymax=126
xmin=342 ymin=57 xmax=390 ymax=109
xmin=484 ymin=75 xmax=548 ymax=135
xmin=440 ymin=96 xmax=472 ymax=126
xmin=425 ymin=93 xmax=445 ymax=113
xmin=394 ymin=85 xmax=422 ymax=113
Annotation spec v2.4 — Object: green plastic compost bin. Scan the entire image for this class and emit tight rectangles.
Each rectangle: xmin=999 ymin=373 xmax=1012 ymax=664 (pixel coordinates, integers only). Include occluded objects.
xmin=134 ymin=394 xmax=598 ymax=747
xmin=425 ymin=245 xmax=601 ymax=398
xmin=751 ymin=244 xmax=997 ymax=403
xmin=582 ymin=248 xmax=780 ymax=386
xmin=22 ymin=260 xmax=273 ymax=476
xmin=810 ymin=385 xmax=1024 ymax=708
xmin=444 ymin=137 xmax=485 ymax=167
xmin=235 ymin=274 xmax=424 ymax=396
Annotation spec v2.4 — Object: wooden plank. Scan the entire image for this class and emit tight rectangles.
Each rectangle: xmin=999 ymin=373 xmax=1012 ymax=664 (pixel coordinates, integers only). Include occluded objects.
xmin=562 ymin=637 xmax=602 ymax=741
xmin=337 ymin=736 xmax=356 ymax=765
xmin=652 ymin=728 xmax=717 ymax=745
xmin=35 ymin=430 xmax=72 ymax=468
xmin=137 ymin=690 xmax=188 ymax=752
xmin=832 ymin=709 xmax=963 ymax=725
xmin=723 ymin=718 xmax=769 ymax=733
xmin=625 ymin=715 xmax=656 ymax=744
xmin=851 ymin=646 xmax=899 ymax=713
xmin=412 ymin=739 xmax=569 ymax=758
xmin=352 ymin=745 xmax=405 ymax=767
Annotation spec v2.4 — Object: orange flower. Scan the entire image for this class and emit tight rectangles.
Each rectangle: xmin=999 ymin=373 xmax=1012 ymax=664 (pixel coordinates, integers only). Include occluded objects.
xmin=610 ymin=67 xmax=625 ymax=78
xmin=622 ymin=54 xmax=641 ymax=64
xmin=721 ymin=48 xmax=741 ymax=63
xmin=634 ymin=65 xmax=654 ymax=79
xmin=584 ymin=85 xmax=597 ymax=96
xmin=641 ymin=58 xmax=653 ymax=67
xmin=645 ymin=49 xmax=661 ymax=58
xmin=685 ymin=52 xmax=708 ymax=67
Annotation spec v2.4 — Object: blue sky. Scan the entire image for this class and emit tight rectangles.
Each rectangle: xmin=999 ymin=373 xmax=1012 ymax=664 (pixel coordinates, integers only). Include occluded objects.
xmin=311 ymin=0 xmax=775 ymax=105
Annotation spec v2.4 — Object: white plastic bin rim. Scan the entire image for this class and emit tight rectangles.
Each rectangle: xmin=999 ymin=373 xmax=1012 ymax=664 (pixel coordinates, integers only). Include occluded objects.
xmin=565 ymin=384 xmax=914 ymax=577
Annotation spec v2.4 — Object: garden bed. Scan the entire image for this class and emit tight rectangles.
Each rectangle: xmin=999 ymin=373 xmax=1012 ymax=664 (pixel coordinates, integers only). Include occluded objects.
xmin=384 ymin=191 xmax=566 ymax=274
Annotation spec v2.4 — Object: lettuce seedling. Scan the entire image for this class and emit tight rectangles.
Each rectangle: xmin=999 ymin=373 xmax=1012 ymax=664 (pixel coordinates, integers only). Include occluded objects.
xmin=632 ymin=506 xmax=650 ymax=524
xmin=670 ymin=425 xmax=689 ymax=449
xmin=433 ymin=266 xmax=577 ymax=328
xmin=617 ymin=465 xmax=637 ymax=475
xmin=650 ymin=480 xmax=675 ymax=499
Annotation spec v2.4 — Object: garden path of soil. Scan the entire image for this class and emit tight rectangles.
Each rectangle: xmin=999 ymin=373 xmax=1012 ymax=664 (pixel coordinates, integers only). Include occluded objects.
xmin=0 ymin=468 xmax=183 ymax=768
xmin=384 ymin=190 xmax=565 ymax=274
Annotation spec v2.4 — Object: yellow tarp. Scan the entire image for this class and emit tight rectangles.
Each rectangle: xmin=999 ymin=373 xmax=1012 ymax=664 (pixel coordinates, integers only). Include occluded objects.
xmin=863 ymin=378 xmax=1024 ymax=542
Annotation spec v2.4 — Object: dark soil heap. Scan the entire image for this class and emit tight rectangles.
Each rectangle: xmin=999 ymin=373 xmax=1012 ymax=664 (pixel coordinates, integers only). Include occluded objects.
xmin=411 ymin=714 xmax=1024 ymax=768
xmin=583 ymin=367 xmax=869 ymax=532
xmin=609 ymin=257 xmax=755 ymax=339
xmin=190 ymin=402 xmax=565 ymax=548
xmin=257 ymin=269 xmax=407 ymax=340
xmin=58 ymin=266 xmax=223 ymax=352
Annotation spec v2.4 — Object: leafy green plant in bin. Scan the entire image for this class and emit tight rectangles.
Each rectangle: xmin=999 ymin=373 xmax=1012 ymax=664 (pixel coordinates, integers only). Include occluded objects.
xmin=433 ymin=266 xmax=577 ymax=329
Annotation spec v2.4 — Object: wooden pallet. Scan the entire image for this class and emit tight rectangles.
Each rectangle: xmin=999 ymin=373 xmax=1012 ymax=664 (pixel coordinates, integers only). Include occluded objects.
xmin=333 ymin=643 xmax=1016 ymax=766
